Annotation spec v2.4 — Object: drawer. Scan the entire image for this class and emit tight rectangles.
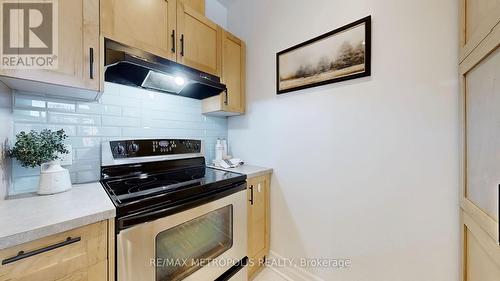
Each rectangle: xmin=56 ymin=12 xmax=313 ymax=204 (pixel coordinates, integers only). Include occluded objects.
xmin=0 ymin=221 xmax=107 ymax=281
xmin=55 ymin=260 xmax=107 ymax=281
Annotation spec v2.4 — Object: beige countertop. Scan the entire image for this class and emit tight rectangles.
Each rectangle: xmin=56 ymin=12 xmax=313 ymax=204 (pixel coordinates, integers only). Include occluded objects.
xmin=0 ymin=182 xmax=115 ymax=250
xmin=208 ymin=164 xmax=273 ymax=178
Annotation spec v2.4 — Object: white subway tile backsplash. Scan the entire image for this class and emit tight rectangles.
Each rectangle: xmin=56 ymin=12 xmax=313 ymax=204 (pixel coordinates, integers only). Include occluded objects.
xmin=14 ymin=95 xmax=46 ymax=109
xmin=100 ymin=94 xmax=140 ymax=108
xmin=13 ymin=109 xmax=47 ymax=122
xmin=11 ymin=82 xmax=227 ymax=194
xmin=102 ymin=115 xmax=140 ymax=127
xmin=76 ymin=170 xmax=100 ymax=183
xmin=68 ymin=137 xmax=101 ymax=148
xmin=12 ymin=176 xmax=39 ymax=194
xmin=48 ymin=112 xmax=101 ymax=125
xmin=47 ymin=101 xmax=76 ymax=112
xmin=75 ymin=147 xmax=100 ymax=160
xmin=76 ymin=103 xmax=122 ymax=116
xmin=121 ymin=107 xmax=141 ymax=117
xmin=77 ymin=126 xmax=121 ymax=137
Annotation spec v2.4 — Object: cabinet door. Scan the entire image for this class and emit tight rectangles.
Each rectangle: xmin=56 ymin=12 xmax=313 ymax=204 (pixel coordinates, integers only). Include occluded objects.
xmin=101 ymin=0 xmax=177 ymax=61
xmin=178 ymin=0 xmax=205 ymax=15
xmin=0 ymin=0 xmax=100 ymax=91
xmin=221 ymin=31 xmax=245 ymax=113
xmin=176 ymin=3 xmax=221 ymax=76
xmin=0 ymin=221 xmax=107 ymax=281
xmin=202 ymin=31 xmax=245 ymax=116
xmin=247 ymin=175 xmax=270 ymax=278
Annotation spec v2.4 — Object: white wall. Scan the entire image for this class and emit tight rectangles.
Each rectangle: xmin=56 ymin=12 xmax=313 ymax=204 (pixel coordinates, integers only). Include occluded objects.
xmin=226 ymin=0 xmax=460 ymax=280
xmin=205 ymin=0 xmax=227 ymax=28
xmin=0 ymin=82 xmax=12 ymax=200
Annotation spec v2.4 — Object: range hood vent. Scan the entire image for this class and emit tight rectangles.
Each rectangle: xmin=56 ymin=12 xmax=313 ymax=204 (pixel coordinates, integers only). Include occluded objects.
xmin=104 ymin=39 xmax=226 ymax=99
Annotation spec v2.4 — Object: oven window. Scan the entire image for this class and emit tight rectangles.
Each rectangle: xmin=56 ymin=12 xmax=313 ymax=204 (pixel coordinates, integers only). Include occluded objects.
xmin=155 ymin=205 xmax=233 ymax=281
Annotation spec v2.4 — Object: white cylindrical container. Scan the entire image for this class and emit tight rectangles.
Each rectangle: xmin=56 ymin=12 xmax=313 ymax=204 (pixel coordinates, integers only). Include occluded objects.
xmin=221 ymin=139 xmax=228 ymax=159
xmin=215 ymin=139 xmax=224 ymax=163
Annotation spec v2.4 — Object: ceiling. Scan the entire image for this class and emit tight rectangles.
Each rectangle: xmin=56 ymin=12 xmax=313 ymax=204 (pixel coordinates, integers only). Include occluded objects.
xmin=216 ymin=0 xmax=236 ymax=8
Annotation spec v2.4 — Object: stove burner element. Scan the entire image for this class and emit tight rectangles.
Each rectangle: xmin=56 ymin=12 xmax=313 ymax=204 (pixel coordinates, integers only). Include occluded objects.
xmin=115 ymin=178 xmax=205 ymax=202
xmin=124 ymin=177 xmax=157 ymax=186
xmin=127 ymin=179 xmax=179 ymax=194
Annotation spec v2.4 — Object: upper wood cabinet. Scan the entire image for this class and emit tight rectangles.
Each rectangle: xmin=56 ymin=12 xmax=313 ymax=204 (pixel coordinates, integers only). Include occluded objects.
xmin=202 ymin=31 xmax=246 ymax=116
xmin=179 ymin=0 xmax=205 ymax=15
xmin=0 ymin=0 xmax=101 ymax=93
xmin=176 ymin=4 xmax=222 ymax=76
xmin=100 ymin=0 xmax=177 ymax=61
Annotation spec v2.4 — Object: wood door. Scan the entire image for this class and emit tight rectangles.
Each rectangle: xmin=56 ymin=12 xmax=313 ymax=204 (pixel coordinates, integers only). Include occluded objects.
xmin=202 ymin=31 xmax=245 ymax=116
xmin=460 ymin=2 xmax=500 ymax=280
xmin=247 ymin=174 xmax=270 ymax=279
xmin=221 ymin=31 xmax=245 ymax=113
xmin=101 ymin=0 xmax=177 ymax=61
xmin=176 ymin=3 xmax=222 ymax=76
xmin=179 ymin=0 xmax=205 ymax=15
xmin=0 ymin=0 xmax=100 ymax=91
xmin=0 ymin=221 xmax=107 ymax=281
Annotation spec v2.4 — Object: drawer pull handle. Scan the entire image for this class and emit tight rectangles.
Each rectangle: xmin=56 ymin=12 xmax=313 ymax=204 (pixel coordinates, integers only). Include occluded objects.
xmin=171 ymin=30 xmax=176 ymax=53
xmin=180 ymin=34 xmax=185 ymax=56
xmin=1 ymin=236 xmax=81 ymax=265
xmin=249 ymin=185 xmax=254 ymax=205
xmin=89 ymin=48 xmax=94 ymax=79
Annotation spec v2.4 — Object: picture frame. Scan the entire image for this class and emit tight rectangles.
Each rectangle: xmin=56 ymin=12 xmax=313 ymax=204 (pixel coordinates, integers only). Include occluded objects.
xmin=276 ymin=16 xmax=371 ymax=94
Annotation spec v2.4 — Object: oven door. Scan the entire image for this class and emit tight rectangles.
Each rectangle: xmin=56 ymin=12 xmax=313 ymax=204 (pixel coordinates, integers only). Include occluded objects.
xmin=117 ymin=189 xmax=247 ymax=281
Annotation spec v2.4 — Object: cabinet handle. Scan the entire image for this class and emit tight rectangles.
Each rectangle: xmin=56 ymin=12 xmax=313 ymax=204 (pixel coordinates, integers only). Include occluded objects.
xmin=224 ymin=89 xmax=229 ymax=105
xmin=180 ymin=34 xmax=184 ymax=56
xmin=89 ymin=48 xmax=94 ymax=79
xmin=1 ymin=237 xmax=81 ymax=265
xmin=249 ymin=185 xmax=254 ymax=205
xmin=171 ymin=30 xmax=176 ymax=53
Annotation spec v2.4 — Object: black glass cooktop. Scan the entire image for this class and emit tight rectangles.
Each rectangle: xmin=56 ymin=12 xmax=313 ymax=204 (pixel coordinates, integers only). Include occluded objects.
xmin=103 ymin=166 xmax=245 ymax=204
xmin=101 ymin=153 xmax=247 ymax=231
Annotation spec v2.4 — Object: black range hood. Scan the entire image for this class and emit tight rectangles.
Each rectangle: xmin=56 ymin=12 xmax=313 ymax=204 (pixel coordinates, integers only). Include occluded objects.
xmin=104 ymin=39 xmax=226 ymax=99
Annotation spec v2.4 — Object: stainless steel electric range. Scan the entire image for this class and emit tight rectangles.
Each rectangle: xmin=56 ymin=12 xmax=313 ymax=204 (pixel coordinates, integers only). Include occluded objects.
xmin=100 ymin=139 xmax=248 ymax=281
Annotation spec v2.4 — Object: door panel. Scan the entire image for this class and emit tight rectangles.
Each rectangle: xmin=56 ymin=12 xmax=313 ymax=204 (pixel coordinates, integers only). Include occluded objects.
xmin=460 ymin=0 xmax=500 ymax=60
xmin=222 ymin=32 xmax=245 ymax=113
xmin=0 ymin=0 xmax=100 ymax=91
xmin=101 ymin=0 xmax=176 ymax=60
xmin=465 ymin=46 xmax=500 ymax=222
xmin=248 ymin=178 xmax=266 ymax=257
xmin=463 ymin=212 xmax=500 ymax=281
xmin=177 ymin=4 xmax=221 ymax=76
xmin=460 ymin=6 xmax=500 ymax=280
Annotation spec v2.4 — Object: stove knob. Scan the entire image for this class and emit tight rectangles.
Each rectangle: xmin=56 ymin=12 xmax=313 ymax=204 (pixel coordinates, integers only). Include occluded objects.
xmin=114 ymin=144 xmax=126 ymax=155
xmin=128 ymin=143 xmax=139 ymax=153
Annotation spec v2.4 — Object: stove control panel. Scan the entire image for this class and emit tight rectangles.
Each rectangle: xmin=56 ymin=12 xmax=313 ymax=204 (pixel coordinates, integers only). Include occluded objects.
xmin=110 ymin=139 xmax=202 ymax=158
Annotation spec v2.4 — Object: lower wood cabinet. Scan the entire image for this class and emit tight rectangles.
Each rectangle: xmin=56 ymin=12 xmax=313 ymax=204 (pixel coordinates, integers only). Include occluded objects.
xmin=247 ymin=174 xmax=271 ymax=279
xmin=0 ymin=221 xmax=111 ymax=281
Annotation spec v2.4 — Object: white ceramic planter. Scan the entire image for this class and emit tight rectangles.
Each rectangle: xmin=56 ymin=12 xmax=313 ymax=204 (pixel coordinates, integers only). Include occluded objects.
xmin=38 ymin=160 xmax=72 ymax=195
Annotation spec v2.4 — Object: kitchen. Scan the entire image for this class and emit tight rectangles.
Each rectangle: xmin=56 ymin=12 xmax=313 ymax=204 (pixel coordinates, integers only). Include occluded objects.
xmin=0 ymin=0 xmax=499 ymax=281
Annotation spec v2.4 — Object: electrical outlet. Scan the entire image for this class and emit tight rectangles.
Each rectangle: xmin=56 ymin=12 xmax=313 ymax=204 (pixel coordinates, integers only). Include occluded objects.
xmin=59 ymin=144 xmax=73 ymax=166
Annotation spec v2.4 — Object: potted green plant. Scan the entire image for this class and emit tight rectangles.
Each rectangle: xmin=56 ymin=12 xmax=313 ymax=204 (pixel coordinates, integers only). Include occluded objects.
xmin=9 ymin=129 xmax=72 ymax=195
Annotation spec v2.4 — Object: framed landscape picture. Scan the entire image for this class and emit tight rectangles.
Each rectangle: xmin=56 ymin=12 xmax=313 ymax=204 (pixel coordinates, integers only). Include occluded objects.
xmin=277 ymin=16 xmax=371 ymax=94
